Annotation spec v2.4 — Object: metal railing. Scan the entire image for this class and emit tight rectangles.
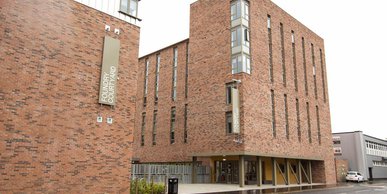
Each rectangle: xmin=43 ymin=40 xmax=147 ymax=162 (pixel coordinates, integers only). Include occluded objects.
xmin=131 ymin=164 xmax=210 ymax=184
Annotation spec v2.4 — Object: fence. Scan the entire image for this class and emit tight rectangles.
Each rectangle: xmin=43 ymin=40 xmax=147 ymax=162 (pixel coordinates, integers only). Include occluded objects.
xmin=131 ymin=163 xmax=211 ymax=184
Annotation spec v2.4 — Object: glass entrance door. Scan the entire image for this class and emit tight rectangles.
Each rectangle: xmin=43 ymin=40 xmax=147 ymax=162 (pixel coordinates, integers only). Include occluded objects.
xmin=245 ymin=161 xmax=257 ymax=185
xmin=215 ymin=161 xmax=239 ymax=184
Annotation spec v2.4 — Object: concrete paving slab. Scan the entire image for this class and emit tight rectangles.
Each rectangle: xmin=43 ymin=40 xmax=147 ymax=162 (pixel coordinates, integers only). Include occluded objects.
xmin=178 ymin=183 xmax=325 ymax=194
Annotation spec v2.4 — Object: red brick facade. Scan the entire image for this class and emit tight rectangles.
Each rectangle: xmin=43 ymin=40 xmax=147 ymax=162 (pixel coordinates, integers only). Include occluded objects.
xmin=0 ymin=0 xmax=139 ymax=193
xmin=135 ymin=0 xmax=336 ymax=185
xmin=335 ymin=159 xmax=349 ymax=182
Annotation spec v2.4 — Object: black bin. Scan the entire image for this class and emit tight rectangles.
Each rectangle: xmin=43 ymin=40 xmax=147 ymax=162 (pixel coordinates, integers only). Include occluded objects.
xmin=168 ymin=178 xmax=178 ymax=194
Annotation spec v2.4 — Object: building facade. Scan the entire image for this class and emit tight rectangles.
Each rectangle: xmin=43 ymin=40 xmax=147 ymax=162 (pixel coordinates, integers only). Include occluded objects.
xmin=333 ymin=131 xmax=387 ymax=181
xmin=134 ymin=0 xmax=336 ymax=186
xmin=0 ymin=0 xmax=140 ymax=193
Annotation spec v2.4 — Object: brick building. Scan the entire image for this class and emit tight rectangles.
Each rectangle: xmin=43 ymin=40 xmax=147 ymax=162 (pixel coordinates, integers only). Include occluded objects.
xmin=134 ymin=0 xmax=336 ymax=186
xmin=0 ymin=0 xmax=140 ymax=193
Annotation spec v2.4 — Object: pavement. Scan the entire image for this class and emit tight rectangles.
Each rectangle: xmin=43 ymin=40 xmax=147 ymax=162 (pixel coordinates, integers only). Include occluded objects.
xmin=178 ymin=183 xmax=325 ymax=194
xmin=177 ymin=180 xmax=387 ymax=194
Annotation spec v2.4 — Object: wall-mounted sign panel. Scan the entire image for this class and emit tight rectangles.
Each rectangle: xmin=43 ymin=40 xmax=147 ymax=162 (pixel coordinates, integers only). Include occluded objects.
xmin=99 ymin=36 xmax=120 ymax=106
xmin=232 ymin=87 xmax=240 ymax=134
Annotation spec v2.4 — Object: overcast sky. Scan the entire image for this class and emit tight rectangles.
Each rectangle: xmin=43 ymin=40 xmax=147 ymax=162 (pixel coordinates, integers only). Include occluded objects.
xmin=138 ymin=0 xmax=387 ymax=139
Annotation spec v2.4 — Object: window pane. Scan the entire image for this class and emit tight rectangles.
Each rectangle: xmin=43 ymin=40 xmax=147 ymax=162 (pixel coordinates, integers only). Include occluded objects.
xmin=226 ymin=112 xmax=233 ymax=133
xmin=236 ymin=27 xmax=241 ymax=46
xmin=236 ymin=2 xmax=241 ymax=19
xmin=121 ymin=0 xmax=128 ymax=12
xmin=244 ymin=2 xmax=249 ymax=20
xmin=231 ymin=30 xmax=236 ymax=47
xmin=129 ymin=0 xmax=137 ymax=16
xmin=231 ymin=1 xmax=241 ymax=20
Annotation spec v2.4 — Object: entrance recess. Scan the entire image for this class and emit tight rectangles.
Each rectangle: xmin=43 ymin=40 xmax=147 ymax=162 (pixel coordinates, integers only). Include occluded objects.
xmin=215 ymin=161 xmax=239 ymax=184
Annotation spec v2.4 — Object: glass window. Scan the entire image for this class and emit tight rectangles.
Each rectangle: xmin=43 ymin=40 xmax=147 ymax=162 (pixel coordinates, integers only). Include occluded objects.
xmin=243 ymin=1 xmax=249 ymax=21
xmin=152 ymin=110 xmax=157 ymax=145
xmin=226 ymin=83 xmax=235 ymax=104
xmin=243 ymin=55 xmax=251 ymax=74
xmin=267 ymin=15 xmax=271 ymax=29
xmin=232 ymin=55 xmax=242 ymax=74
xmin=231 ymin=1 xmax=241 ymax=21
xmin=170 ymin=107 xmax=176 ymax=144
xmin=243 ymin=27 xmax=250 ymax=47
xmin=120 ymin=0 xmax=138 ymax=17
xmin=232 ymin=54 xmax=250 ymax=74
xmin=226 ymin=112 xmax=233 ymax=133
xmin=120 ymin=0 xmax=128 ymax=13
xmin=155 ymin=54 xmax=160 ymax=103
xmin=291 ymin=31 xmax=295 ymax=43
xmin=141 ymin=113 xmax=146 ymax=146
xmin=172 ymin=48 xmax=178 ymax=101
xmin=184 ymin=104 xmax=188 ymax=143
xmin=231 ymin=27 xmax=242 ymax=48
xmin=129 ymin=0 xmax=137 ymax=16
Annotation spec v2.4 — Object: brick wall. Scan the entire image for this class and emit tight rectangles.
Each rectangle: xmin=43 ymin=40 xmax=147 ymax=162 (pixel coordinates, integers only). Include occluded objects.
xmin=134 ymin=40 xmax=190 ymax=162
xmin=133 ymin=0 xmax=336 ymax=184
xmin=335 ymin=159 xmax=349 ymax=182
xmin=0 ymin=0 xmax=139 ymax=193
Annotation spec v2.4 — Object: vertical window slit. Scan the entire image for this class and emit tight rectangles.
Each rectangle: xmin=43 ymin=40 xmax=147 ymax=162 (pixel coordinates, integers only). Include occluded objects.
xmin=302 ymin=37 xmax=308 ymax=96
xmin=320 ymin=49 xmax=327 ymax=103
xmin=284 ymin=94 xmax=289 ymax=139
xmin=271 ymin=90 xmax=276 ymax=137
xmin=306 ymin=102 xmax=312 ymax=143
xmin=292 ymin=31 xmax=298 ymax=91
xmin=268 ymin=15 xmax=273 ymax=83
xmin=316 ymin=106 xmax=321 ymax=145
xmin=296 ymin=99 xmax=301 ymax=142
xmin=170 ymin=107 xmax=176 ymax=144
xmin=311 ymin=43 xmax=318 ymax=99
xmin=280 ymin=23 xmax=286 ymax=87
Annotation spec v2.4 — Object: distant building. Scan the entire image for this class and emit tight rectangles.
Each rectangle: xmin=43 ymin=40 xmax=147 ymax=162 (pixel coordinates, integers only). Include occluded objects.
xmin=0 ymin=0 xmax=140 ymax=193
xmin=333 ymin=131 xmax=387 ymax=180
xmin=134 ymin=0 xmax=336 ymax=187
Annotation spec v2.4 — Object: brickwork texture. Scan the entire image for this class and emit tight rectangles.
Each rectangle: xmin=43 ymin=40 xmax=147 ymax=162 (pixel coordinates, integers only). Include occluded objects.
xmin=0 ymin=0 xmax=139 ymax=193
xmin=134 ymin=0 xmax=336 ymax=184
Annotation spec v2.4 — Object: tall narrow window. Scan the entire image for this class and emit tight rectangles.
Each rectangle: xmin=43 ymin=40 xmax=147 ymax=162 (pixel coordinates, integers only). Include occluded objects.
xmin=271 ymin=90 xmax=276 ymax=137
xmin=284 ymin=94 xmax=289 ymax=139
xmin=226 ymin=111 xmax=233 ymax=134
xmin=170 ymin=107 xmax=176 ymax=144
xmin=292 ymin=31 xmax=298 ymax=92
xmin=306 ymin=102 xmax=312 ymax=143
xmin=268 ymin=15 xmax=273 ymax=83
xmin=185 ymin=42 xmax=189 ymax=99
xmin=243 ymin=27 xmax=250 ymax=47
xmin=184 ymin=104 xmax=188 ymax=143
xmin=152 ymin=110 xmax=157 ymax=145
xmin=296 ymin=99 xmax=301 ymax=142
xmin=302 ymin=38 xmax=308 ymax=96
xmin=226 ymin=83 xmax=234 ymax=104
xmin=172 ymin=48 xmax=178 ymax=101
xmin=316 ymin=106 xmax=321 ymax=145
xmin=143 ymin=59 xmax=149 ymax=108
xmin=230 ymin=0 xmax=250 ymax=75
xmin=311 ymin=44 xmax=318 ymax=99
xmin=320 ymin=49 xmax=327 ymax=103
xmin=243 ymin=1 xmax=249 ymax=21
xmin=280 ymin=23 xmax=286 ymax=87
xmin=155 ymin=54 xmax=160 ymax=104
xmin=141 ymin=112 xmax=146 ymax=146
xmin=231 ymin=27 xmax=242 ymax=48
xmin=231 ymin=1 xmax=241 ymax=21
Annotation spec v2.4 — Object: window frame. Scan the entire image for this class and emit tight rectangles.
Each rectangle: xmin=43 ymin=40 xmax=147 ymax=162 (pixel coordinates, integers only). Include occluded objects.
xmin=120 ymin=0 xmax=138 ymax=17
